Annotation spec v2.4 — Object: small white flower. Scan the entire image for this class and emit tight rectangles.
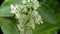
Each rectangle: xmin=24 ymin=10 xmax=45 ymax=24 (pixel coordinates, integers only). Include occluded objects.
xmin=17 ymin=24 xmax=21 ymax=31
xmin=10 ymin=4 xmax=19 ymax=14
xmin=23 ymin=0 xmax=27 ymax=4
xmin=34 ymin=6 xmax=37 ymax=10
xmin=21 ymin=28 xmax=24 ymax=32
xmin=27 ymin=0 xmax=30 ymax=3
xmin=35 ymin=19 xmax=40 ymax=24
xmin=15 ymin=4 xmax=19 ymax=9
xmin=31 ymin=22 xmax=35 ymax=29
xmin=33 ymin=10 xmax=38 ymax=16
xmin=15 ymin=13 xmax=21 ymax=19
xmin=29 ymin=18 xmax=35 ymax=29
xmin=15 ymin=4 xmax=19 ymax=8
xmin=11 ymin=5 xmax=15 ymax=10
xmin=11 ymin=5 xmax=17 ymax=10
xmin=11 ymin=10 xmax=15 ymax=14
xmin=40 ymin=21 xmax=44 ymax=24
xmin=22 ymin=5 xmax=27 ymax=12
xmin=36 ymin=1 xmax=40 ymax=7
xmin=10 ymin=5 xmax=16 ymax=14
xmin=17 ymin=24 xmax=24 ymax=32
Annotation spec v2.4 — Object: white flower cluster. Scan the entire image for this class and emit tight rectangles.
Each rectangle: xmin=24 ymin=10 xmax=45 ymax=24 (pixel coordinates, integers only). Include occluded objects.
xmin=10 ymin=0 xmax=43 ymax=34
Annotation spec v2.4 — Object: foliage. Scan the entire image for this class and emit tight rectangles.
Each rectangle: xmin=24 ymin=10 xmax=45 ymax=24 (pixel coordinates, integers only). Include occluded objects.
xmin=0 ymin=0 xmax=60 ymax=34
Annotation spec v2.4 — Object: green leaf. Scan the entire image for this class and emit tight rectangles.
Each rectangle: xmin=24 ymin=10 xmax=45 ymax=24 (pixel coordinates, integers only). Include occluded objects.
xmin=0 ymin=7 xmax=13 ymax=17
xmin=33 ymin=3 xmax=59 ymax=34
xmin=38 ymin=3 xmax=56 ymax=24
xmin=0 ymin=0 xmax=22 ymax=17
xmin=33 ymin=23 xmax=59 ymax=34
xmin=0 ymin=17 xmax=19 ymax=34
xmin=56 ymin=13 xmax=60 ymax=23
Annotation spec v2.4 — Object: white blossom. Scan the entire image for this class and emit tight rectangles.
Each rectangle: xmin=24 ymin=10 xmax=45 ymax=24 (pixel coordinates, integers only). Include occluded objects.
xmin=23 ymin=0 xmax=27 ymax=4
xmin=30 ymin=19 xmax=35 ymax=29
xmin=15 ymin=13 xmax=21 ymax=19
xmin=11 ymin=10 xmax=15 ymax=14
xmin=27 ymin=0 xmax=30 ymax=3
xmin=11 ymin=5 xmax=15 ymax=10
xmin=10 ymin=0 xmax=43 ymax=34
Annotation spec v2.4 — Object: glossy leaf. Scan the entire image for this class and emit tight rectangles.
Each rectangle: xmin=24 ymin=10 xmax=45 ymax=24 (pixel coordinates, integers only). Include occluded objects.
xmin=38 ymin=3 xmax=56 ymax=24
xmin=0 ymin=17 xmax=19 ymax=34
xmin=0 ymin=0 xmax=22 ymax=17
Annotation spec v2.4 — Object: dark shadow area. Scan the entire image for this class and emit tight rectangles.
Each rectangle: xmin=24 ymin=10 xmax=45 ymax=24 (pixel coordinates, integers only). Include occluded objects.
xmin=58 ymin=0 xmax=60 ymax=4
xmin=0 ymin=0 xmax=4 ymax=34
xmin=38 ymin=0 xmax=42 ymax=2
xmin=58 ymin=29 xmax=60 ymax=34
xmin=0 ymin=28 xmax=3 ymax=34
xmin=0 ymin=0 xmax=4 ymax=6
